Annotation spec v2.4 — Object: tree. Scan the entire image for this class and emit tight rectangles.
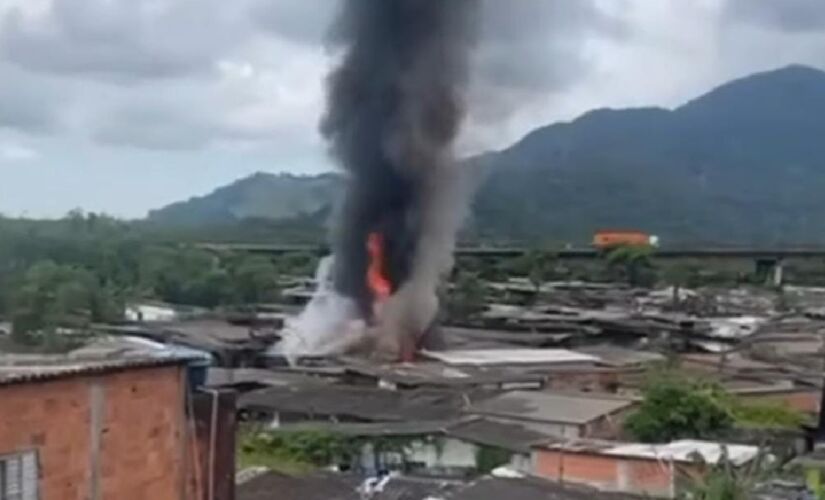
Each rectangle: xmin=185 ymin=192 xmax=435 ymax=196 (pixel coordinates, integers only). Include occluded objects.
xmin=10 ymin=260 xmax=119 ymax=345
xmin=229 ymin=255 xmax=280 ymax=304
xmin=524 ymin=249 xmax=558 ymax=297
xmin=661 ymin=262 xmax=695 ymax=308
xmin=606 ymin=245 xmax=655 ymax=286
xmin=683 ymin=448 xmax=771 ymax=500
xmin=446 ymin=270 xmax=487 ymax=323
xmin=624 ymin=374 xmax=733 ymax=443
xmin=138 ymin=246 xmax=235 ymax=307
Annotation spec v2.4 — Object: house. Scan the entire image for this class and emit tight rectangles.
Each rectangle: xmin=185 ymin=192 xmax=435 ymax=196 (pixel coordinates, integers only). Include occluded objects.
xmin=467 ymin=390 xmax=636 ymax=439
xmin=444 ymin=418 xmax=555 ymax=474
xmin=238 ymin=385 xmax=470 ymax=426
xmin=124 ymin=301 xmax=185 ymax=322
xmin=97 ymin=318 xmax=277 ymax=366
xmin=0 ymin=351 xmax=235 ymax=500
xmin=273 ymin=417 xmax=553 ymax=477
xmin=450 ymin=476 xmax=643 ymax=500
xmin=237 ymin=470 xmax=461 ymax=500
xmin=342 ymin=360 xmax=545 ymax=391
xmin=205 ymin=367 xmax=330 ymax=393
xmin=532 ymin=439 xmax=760 ymax=498
xmin=422 ymin=348 xmax=600 ymax=368
xmin=236 ymin=470 xmax=643 ymax=500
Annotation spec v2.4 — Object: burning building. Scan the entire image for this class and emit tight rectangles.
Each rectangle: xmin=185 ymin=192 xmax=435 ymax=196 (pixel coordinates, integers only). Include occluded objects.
xmin=277 ymin=0 xmax=479 ymax=361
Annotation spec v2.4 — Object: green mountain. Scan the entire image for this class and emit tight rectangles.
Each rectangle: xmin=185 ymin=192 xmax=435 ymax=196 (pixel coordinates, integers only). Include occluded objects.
xmin=474 ymin=64 xmax=825 ymax=244
xmin=149 ymin=65 xmax=825 ymax=245
xmin=147 ymin=172 xmax=341 ymax=226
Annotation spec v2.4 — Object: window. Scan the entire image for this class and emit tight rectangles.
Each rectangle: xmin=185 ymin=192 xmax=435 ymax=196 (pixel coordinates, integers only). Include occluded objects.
xmin=0 ymin=451 xmax=38 ymax=500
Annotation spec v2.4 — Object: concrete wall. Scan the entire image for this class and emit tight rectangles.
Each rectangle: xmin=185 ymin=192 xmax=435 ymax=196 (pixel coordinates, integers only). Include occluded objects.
xmin=0 ymin=366 xmax=189 ymax=500
xmin=356 ymin=437 xmax=478 ymax=476
xmin=125 ymin=304 xmax=178 ymax=322
xmin=408 ymin=438 xmax=478 ymax=472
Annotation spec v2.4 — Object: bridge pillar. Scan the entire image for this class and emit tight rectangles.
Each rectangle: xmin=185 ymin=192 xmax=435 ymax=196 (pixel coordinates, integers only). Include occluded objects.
xmin=772 ymin=259 xmax=784 ymax=287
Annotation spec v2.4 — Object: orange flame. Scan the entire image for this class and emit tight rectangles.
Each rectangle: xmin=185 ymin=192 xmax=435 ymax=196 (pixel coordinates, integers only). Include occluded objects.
xmin=367 ymin=232 xmax=392 ymax=302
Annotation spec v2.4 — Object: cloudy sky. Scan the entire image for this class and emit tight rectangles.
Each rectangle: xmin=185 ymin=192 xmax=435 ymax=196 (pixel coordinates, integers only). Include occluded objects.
xmin=0 ymin=0 xmax=823 ymax=218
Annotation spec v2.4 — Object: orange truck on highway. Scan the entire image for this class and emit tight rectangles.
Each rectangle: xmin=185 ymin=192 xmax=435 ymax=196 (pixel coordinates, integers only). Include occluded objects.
xmin=592 ymin=230 xmax=659 ymax=250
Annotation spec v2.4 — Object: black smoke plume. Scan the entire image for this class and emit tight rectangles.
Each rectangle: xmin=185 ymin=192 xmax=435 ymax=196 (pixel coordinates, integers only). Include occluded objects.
xmin=322 ymin=0 xmax=478 ymax=338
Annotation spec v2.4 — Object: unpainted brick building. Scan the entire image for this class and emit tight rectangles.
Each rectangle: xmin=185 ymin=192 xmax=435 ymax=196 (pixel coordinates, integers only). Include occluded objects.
xmin=0 ymin=357 xmax=235 ymax=500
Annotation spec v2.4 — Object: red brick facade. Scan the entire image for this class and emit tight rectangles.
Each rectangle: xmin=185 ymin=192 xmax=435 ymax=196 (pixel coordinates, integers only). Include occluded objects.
xmin=0 ymin=365 xmax=189 ymax=500
xmin=739 ymin=389 xmax=821 ymax=414
xmin=532 ymin=448 xmax=698 ymax=498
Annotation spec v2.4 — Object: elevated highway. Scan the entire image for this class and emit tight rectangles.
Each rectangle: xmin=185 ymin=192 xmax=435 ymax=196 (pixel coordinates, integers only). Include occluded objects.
xmin=194 ymin=242 xmax=825 ymax=260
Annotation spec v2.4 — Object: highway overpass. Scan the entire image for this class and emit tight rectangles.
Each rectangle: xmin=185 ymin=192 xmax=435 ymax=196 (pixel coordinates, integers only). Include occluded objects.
xmin=194 ymin=242 xmax=825 ymax=260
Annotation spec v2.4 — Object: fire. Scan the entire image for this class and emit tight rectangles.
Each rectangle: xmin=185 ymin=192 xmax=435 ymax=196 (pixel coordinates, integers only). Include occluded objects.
xmin=366 ymin=232 xmax=392 ymax=304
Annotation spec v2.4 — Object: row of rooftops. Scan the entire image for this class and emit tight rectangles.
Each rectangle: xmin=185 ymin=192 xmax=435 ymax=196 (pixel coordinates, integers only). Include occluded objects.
xmin=237 ymin=470 xmax=644 ymax=500
xmin=0 ymin=334 xmax=210 ymax=385
xmin=1 ymin=320 xmax=819 ymax=406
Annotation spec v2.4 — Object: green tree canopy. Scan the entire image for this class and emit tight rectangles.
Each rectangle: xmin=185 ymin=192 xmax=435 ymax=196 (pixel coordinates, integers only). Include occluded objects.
xmin=605 ymin=245 xmax=655 ymax=286
xmin=10 ymin=260 xmax=122 ymax=344
xmin=624 ymin=375 xmax=733 ymax=443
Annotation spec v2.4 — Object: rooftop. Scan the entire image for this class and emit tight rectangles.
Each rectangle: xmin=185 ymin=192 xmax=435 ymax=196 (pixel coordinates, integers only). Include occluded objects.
xmin=205 ymin=367 xmax=328 ymax=390
xmin=577 ymin=345 xmax=664 ymax=368
xmin=451 ymin=476 xmax=642 ymax=500
xmin=236 ymin=471 xmax=642 ymax=500
xmin=239 ymin=385 xmax=476 ymax=422
xmin=422 ymin=349 xmax=600 ymax=367
xmin=468 ymin=390 xmax=634 ymax=425
xmin=0 ymin=334 xmax=201 ymax=386
xmin=0 ymin=355 xmax=191 ymax=386
xmin=275 ymin=420 xmax=452 ymax=437
xmin=536 ymin=439 xmax=760 ymax=466
xmin=237 ymin=471 xmax=461 ymax=500
xmin=446 ymin=418 xmax=558 ymax=453
xmin=342 ymin=359 xmax=545 ymax=388
xmin=96 ymin=319 xmax=277 ymax=363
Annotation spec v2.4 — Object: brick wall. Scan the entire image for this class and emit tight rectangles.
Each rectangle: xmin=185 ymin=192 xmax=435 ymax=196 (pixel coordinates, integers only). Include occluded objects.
xmin=533 ymin=450 xmax=619 ymax=490
xmin=0 ymin=365 xmax=188 ymax=500
xmin=533 ymin=448 xmax=679 ymax=498
xmin=739 ymin=390 xmax=821 ymax=414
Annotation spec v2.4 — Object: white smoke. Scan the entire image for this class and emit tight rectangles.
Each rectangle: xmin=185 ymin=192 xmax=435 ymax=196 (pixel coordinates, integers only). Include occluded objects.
xmin=272 ymin=256 xmax=371 ymax=360
xmin=272 ymin=164 xmax=471 ymax=362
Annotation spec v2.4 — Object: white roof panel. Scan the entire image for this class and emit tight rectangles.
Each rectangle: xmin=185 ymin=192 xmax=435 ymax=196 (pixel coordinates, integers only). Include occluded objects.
xmin=422 ymin=349 xmax=600 ymax=366
xmin=604 ymin=439 xmax=759 ymax=466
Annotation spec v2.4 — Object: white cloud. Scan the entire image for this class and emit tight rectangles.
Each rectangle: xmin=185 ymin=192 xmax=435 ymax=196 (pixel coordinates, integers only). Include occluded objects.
xmin=0 ymin=0 xmax=823 ymax=216
xmin=0 ymin=142 xmax=38 ymax=160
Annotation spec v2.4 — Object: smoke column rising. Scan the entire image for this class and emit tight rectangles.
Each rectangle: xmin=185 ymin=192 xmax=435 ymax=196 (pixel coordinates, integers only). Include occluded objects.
xmin=276 ymin=0 xmax=478 ymax=361
xmin=320 ymin=0 xmax=478 ymax=358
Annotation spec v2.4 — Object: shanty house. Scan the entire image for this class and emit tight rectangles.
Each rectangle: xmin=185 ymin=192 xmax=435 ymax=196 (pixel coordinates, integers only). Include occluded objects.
xmin=467 ymin=390 xmax=635 ymax=439
xmin=257 ymin=417 xmax=555 ymax=478
xmin=532 ymin=439 xmax=760 ymax=498
xmin=0 ymin=352 xmax=234 ymax=500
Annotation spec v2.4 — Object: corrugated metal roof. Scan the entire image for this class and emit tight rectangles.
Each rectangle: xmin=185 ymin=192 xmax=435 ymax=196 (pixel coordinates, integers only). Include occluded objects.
xmin=0 ymin=355 xmax=191 ymax=386
xmin=537 ymin=439 xmax=760 ymax=466
xmin=603 ymin=440 xmax=759 ymax=466
xmin=446 ymin=418 xmax=559 ymax=453
xmin=468 ymin=390 xmax=634 ymax=425
xmin=422 ymin=349 xmax=600 ymax=367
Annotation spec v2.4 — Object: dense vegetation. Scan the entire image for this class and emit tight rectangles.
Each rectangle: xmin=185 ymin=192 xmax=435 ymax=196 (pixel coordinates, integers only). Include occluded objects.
xmin=149 ymin=65 xmax=825 ymax=245
xmin=0 ymin=212 xmax=318 ymax=345
xmin=624 ymin=370 xmax=806 ymax=443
